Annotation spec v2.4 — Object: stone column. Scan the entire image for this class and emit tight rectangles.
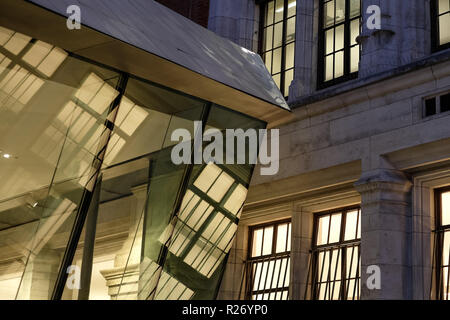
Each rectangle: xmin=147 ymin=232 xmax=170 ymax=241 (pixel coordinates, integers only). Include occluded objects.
xmin=355 ymin=168 xmax=412 ymax=299
xmin=289 ymin=0 xmax=316 ymax=100
xmin=208 ymin=0 xmax=259 ymax=51
xmin=358 ymin=0 xmax=430 ymax=78
xmin=290 ymin=205 xmax=314 ymax=300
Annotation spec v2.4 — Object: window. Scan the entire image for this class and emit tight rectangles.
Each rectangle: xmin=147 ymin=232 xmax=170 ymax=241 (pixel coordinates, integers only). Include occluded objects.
xmin=260 ymin=0 xmax=296 ymax=97
xmin=309 ymin=207 xmax=361 ymax=300
xmin=432 ymin=0 xmax=450 ymax=51
xmin=318 ymin=0 xmax=361 ymax=87
xmin=423 ymin=91 xmax=450 ymax=117
xmin=244 ymin=220 xmax=291 ymax=300
xmin=434 ymin=188 xmax=450 ymax=300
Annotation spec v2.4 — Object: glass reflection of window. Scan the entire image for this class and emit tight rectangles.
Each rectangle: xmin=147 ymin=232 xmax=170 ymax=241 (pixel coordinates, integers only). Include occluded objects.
xmin=312 ymin=207 xmax=361 ymax=300
xmin=0 ymin=27 xmax=68 ymax=113
xmin=261 ymin=0 xmax=296 ymax=97
xmin=246 ymin=220 xmax=291 ymax=300
xmin=31 ymin=71 xmax=150 ymax=182
xmin=319 ymin=0 xmax=361 ymax=86
xmin=159 ymin=163 xmax=247 ymax=279
xmin=138 ymin=258 xmax=194 ymax=300
xmin=434 ymin=188 xmax=450 ymax=300
xmin=433 ymin=0 xmax=450 ymax=51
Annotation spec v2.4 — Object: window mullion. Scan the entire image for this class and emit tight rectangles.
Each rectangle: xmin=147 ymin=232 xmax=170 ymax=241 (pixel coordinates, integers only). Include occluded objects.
xmin=280 ymin=0 xmax=289 ymax=95
xmin=344 ymin=0 xmax=351 ymax=76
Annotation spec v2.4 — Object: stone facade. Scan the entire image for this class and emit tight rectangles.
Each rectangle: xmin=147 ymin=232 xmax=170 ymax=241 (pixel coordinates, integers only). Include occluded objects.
xmin=213 ymin=0 xmax=450 ymax=300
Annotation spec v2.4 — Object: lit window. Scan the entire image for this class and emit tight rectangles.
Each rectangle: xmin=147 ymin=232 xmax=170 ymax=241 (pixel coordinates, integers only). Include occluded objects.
xmin=244 ymin=220 xmax=291 ymax=300
xmin=319 ymin=0 xmax=361 ymax=87
xmin=310 ymin=207 xmax=361 ymax=300
xmin=260 ymin=0 xmax=296 ymax=97
xmin=434 ymin=188 xmax=450 ymax=300
xmin=432 ymin=0 xmax=450 ymax=50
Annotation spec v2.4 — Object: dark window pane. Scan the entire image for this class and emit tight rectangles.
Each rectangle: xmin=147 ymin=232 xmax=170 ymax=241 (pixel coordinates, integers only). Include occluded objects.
xmin=440 ymin=93 xmax=450 ymax=113
xmin=425 ymin=97 xmax=437 ymax=117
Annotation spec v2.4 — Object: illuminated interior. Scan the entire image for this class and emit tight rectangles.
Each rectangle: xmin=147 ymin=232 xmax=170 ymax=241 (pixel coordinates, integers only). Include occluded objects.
xmin=321 ymin=0 xmax=361 ymax=83
xmin=311 ymin=208 xmax=361 ymax=300
xmin=244 ymin=220 xmax=291 ymax=300
xmin=262 ymin=0 xmax=296 ymax=97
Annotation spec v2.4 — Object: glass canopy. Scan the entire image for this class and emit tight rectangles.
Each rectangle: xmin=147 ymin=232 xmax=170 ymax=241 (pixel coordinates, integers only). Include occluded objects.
xmin=0 ymin=24 xmax=265 ymax=300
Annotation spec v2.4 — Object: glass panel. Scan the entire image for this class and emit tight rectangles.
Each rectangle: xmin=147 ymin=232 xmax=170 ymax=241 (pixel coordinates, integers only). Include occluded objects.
xmin=442 ymin=191 xmax=450 ymax=226
xmin=319 ymin=251 xmax=329 ymax=282
xmin=275 ymin=0 xmax=285 ymax=23
xmin=252 ymin=229 xmax=263 ymax=257
xmin=272 ymin=48 xmax=282 ymax=74
xmin=287 ymin=223 xmax=291 ymax=251
xmin=350 ymin=19 xmax=360 ymax=45
xmin=288 ymin=0 xmax=297 ymax=17
xmin=357 ymin=210 xmax=361 ymax=238
xmin=273 ymin=22 xmax=283 ymax=48
xmin=325 ymin=55 xmax=334 ymax=81
xmin=325 ymin=29 xmax=334 ymax=54
xmin=276 ymin=223 xmax=288 ymax=253
xmin=443 ymin=232 xmax=450 ymax=267
xmin=264 ymin=51 xmax=272 ymax=73
xmin=206 ymin=171 xmax=234 ymax=202
xmin=439 ymin=0 xmax=450 ymax=14
xmin=347 ymin=279 xmax=355 ymax=299
xmin=264 ymin=26 xmax=273 ymax=52
xmin=443 ymin=267 xmax=449 ymax=299
xmin=0 ymin=23 xmax=122 ymax=299
xmin=346 ymin=246 xmax=359 ymax=278
xmin=324 ymin=0 xmax=335 ymax=27
xmin=350 ymin=0 xmax=361 ymax=18
xmin=285 ymin=17 xmax=296 ymax=43
xmin=334 ymin=51 xmax=344 ymax=78
xmin=317 ymin=215 xmax=330 ymax=245
xmin=335 ymin=0 xmax=346 ymax=24
xmin=329 ymin=213 xmax=342 ymax=243
xmin=350 ymin=45 xmax=360 ymax=73
xmin=224 ymin=184 xmax=247 ymax=216
xmin=284 ymin=69 xmax=294 ymax=97
xmin=285 ymin=43 xmax=295 ymax=70
xmin=272 ymin=73 xmax=281 ymax=89
xmin=335 ymin=25 xmax=345 ymax=51
xmin=330 ymin=249 xmax=341 ymax=280
xmin=344 ymin=210 xmax=358 ymax=240
xmin=266 ymin=0 xmax=275 ymax=26
xmin=440 ymin=14 xmax=450 ymax=45
xmin=262 ymin=226 xmax=274 ymax=255
xmin=3 ymin=31 xmax=31 ymax=55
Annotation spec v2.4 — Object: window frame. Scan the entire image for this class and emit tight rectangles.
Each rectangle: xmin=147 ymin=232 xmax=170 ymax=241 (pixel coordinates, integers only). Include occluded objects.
xmin=310 ymin=205 xmax=361 ymax=300
xmin=258 ymin=0 xmax=296 ymax=98
xmin=434 ymin=186 xmax=450 ymax=300
xmin=244 ymin=218 xmax=292 ymax=300
xmin=317 ymin=0 xmax=361 ymax=89
xmin=431 ymin=0 xmax=450 ymax=52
